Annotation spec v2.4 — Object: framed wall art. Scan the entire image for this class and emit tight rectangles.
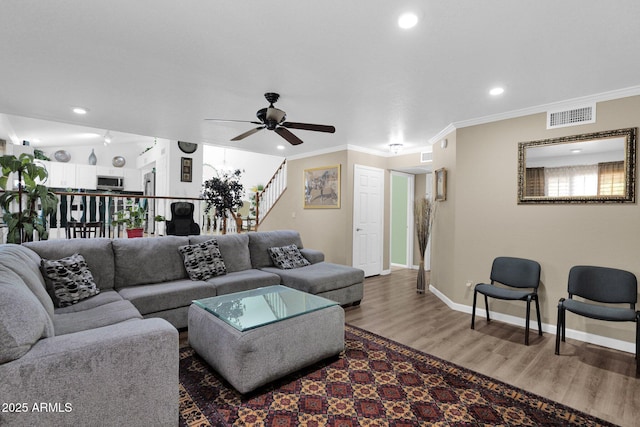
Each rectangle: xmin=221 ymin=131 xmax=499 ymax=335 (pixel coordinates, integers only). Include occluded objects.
xmin=435 ymin=167 xmax=447 ymax=201
xmin=181 ymin=157 xmax=192 ymax=182
xmin=303 ymin=164 xmax=341 ymax=208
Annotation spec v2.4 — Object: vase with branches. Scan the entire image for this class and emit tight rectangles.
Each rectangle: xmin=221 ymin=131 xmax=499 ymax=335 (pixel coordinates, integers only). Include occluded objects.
xmin=414 ymin=196 xmax=436 ymax=293
xmin=202 ymin=168 xmax=245 ymax=234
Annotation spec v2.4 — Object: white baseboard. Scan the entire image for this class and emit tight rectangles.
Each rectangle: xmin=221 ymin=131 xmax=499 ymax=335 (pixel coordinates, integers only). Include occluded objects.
xmin=428 ymin=284 xmax=635 ymax=355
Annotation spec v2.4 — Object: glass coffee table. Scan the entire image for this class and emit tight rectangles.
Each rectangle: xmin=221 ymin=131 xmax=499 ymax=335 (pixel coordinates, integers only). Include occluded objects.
xmin=193 ymin=285 xmax=338 ymax=331
xmin=189 ymin=285 xmax=345 ymax=394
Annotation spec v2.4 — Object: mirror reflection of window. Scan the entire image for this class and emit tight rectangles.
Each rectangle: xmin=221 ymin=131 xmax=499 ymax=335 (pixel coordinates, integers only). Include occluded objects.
xmin=525 ymin=162 xmax=624 ymax=197
xmin=520 ymin=130 xmax=633 ymax=202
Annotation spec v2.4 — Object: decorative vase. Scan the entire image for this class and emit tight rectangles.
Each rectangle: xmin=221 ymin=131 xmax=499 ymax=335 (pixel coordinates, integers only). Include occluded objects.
xmin=88 ymin=149 xmax=97 ymax=165
xmin=416 ymin=261 xmax=426 ymax=294
xmin=126 ymin=228 xmax=144 ymax=238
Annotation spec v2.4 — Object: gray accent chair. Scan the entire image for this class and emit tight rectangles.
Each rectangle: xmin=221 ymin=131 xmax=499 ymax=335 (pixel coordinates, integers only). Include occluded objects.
xmin=555 ymin=265 xmax=639 ymax=376
xmin=471 ymin=256 xmax=542 ymax=345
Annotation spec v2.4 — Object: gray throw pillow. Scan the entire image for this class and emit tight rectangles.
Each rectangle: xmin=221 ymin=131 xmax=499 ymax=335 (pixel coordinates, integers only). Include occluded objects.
xmin=179 ymin=239 xmax=227 ymax=281
xmin=267 ymin=244 xmax=311 ymax=269
xmin=41 ymin=253 xmax=100 ymax=308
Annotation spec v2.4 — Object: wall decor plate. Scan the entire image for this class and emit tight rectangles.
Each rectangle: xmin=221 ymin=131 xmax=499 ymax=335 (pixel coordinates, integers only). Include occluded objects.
xmin=54 ymin=150 xmax=71 ymax=162
xmin=112 ymin=156 xmax=126 ymax=167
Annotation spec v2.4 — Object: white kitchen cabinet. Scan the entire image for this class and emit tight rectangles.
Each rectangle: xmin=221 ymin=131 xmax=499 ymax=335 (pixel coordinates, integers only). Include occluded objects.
xmin=43 ymin=161 xmax=76 ymax=188
xmin=123 ymin=168 xmax=142 ymax=192
xmin=76 ymin=165 xmax=97 ymax=190
xmin=96 ymin=166 xmax=124 ymax=177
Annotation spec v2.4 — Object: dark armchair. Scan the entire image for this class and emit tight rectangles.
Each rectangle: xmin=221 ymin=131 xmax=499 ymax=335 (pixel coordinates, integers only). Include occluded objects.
xmin=471 ymin=256 xmax=542 ymax=345
xmin=166 ymin=202 xmax=200 ymax=236
xmin=556 ymin=265 xmax=639 ymax=376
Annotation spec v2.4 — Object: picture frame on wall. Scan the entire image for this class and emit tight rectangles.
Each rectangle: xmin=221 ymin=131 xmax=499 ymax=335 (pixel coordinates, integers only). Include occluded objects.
xmin=303 ymin=164 xmax=341 ymax=209
xmin=435 ymin=167 xmax=447 ymax=201
xmin=181 ymin=157 xmax=192 ymax=182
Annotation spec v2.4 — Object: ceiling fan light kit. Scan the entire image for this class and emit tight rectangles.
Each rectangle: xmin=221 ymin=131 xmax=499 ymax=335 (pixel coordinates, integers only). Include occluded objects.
xmin=207 ymin=92 xmax=335 ymax=146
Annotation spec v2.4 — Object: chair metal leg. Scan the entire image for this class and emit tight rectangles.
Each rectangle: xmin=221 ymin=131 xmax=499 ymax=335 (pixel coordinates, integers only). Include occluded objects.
xmin=534 ymin=295 xmax=542 ymax=337
xmin=561 ymin=308 xmax=566 ymax=342
xmin=471 ymin=289 xmax=477 ymax=330
xmin=636 ymin=313 xmax=639 ymax=377
xmin=525 ymin=296 xmax=531 ymax=346
xmin=555 ymin=304 xmax=563 ymax=355
xmin=484 ymin=295 xmax=490 ymax=322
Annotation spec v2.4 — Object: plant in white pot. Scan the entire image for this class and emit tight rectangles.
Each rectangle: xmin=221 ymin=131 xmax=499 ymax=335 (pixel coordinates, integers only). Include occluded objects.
xmin=202 ymin=168 xmax=244 ymax=234
xmin=112 ymin=201 xmax=147 ymax=238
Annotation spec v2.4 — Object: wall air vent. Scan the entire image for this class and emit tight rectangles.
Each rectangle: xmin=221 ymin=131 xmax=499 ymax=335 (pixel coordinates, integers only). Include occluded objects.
xmin=420 ymin=151 xmax=433 ymax=163
xmin=547 ymin=103 xmax=596 ymax=129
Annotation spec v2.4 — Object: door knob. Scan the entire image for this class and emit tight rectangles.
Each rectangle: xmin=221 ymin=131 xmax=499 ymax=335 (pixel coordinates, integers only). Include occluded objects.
xmin=356 ymin=228 xmax=363 ymax=231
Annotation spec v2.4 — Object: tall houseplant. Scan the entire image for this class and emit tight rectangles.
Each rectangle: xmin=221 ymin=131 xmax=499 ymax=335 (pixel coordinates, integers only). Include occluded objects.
xmin=414 ymin=196 xmax=436 ymax=293
xmin=0 ymin=153 xmax=59 ymax=243
xmin=202 ymin=169 xmax=244 ymax=234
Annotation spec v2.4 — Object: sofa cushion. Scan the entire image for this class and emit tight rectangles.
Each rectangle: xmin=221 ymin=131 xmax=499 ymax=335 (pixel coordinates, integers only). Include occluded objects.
xmin=53 ymin=300 xmax=143 ymax=335
xmin=113 ymin=236 xmax=189 ymax=288
xmin=262 ymin=262 xmax=365 ymax=294
xmin=1 ymin=244 xmax=54 ymax=320
xmin=0 ymin=269 xmax=51 ymax=363
xmin=53 ymin=290 xmax=124 ymax=314
xmin=190 ymin=233 xmax=252 ymax=273
xmin=268 ymin=244 xmax=311 ymax=269
xmin=248 ymin=230 xmax=304 ymax=269
xmin=41 ymin=253 xmax=100 ymax=308
xmin=206 ymin=269 xmax=282 ymax=296
xmin=117 ymin=279 xmax=216 ymax=315
xmin=179 ymin=239 xmax=227 ymax=280
xmin=24 ymin=238 xmax=116 ymax=290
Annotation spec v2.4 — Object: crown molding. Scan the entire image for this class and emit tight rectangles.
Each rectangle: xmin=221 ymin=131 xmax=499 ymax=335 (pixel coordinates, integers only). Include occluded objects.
xmin=428 ymin=85 xmax=640 ymax=145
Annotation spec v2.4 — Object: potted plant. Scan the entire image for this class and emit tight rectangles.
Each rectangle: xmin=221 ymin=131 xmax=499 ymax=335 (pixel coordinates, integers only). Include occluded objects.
xmin=0 ymin=153 xmax=59 ymax=243
xmin=202 ymin=169 xmax=245 ymax=234
xmin=154 ymin=214 xmax=166 ymax=237
xmin=112 ymin=201 xmax=147 ymax=238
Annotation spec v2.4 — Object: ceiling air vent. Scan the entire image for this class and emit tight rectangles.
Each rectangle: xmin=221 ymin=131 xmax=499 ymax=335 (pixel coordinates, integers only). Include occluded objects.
xmin=420 ymin=151 xmax=432 ymax=163
xmin=547 ymin=103 xmax=596 ymax=129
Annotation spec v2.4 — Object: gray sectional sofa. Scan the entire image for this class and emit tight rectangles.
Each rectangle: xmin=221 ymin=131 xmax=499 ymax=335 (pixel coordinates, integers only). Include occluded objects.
xmin=0 ymin=229 xmax=364 ymax=426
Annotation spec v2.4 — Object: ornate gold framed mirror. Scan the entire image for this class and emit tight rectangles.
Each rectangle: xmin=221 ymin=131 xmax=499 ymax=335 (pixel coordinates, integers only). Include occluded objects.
xmin=518 ymin=128 xmax=637 ymax=204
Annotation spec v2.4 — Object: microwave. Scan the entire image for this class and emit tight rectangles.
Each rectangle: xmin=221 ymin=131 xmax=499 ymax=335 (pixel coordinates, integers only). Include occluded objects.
xmin=96 ymin=175 xmax=124 ymax=190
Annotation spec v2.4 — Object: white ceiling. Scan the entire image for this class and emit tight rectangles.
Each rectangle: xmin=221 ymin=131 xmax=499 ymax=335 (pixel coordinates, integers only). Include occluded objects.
xmin=1 ymin=1 xmax=639 ymax=158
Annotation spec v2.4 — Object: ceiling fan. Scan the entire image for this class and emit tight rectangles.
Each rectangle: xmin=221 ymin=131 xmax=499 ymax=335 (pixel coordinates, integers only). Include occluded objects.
xmin=205 ymin=92 xmax=335 ymax=145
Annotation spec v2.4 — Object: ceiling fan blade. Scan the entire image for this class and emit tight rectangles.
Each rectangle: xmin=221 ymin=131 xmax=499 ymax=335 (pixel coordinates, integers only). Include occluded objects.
xmin=275 ymin=127 xmax=303 ymax=145
xmin=205 ymin=118 xmax=263 ymax=125
xmin=282 ymin=122 xmax=335 ymax=133
xmin=231 ymin=126 xmax=265 ymax=141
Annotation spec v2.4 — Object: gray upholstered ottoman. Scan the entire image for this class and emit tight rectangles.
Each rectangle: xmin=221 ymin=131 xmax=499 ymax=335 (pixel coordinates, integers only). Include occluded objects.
xmin=188 ymin=285 xmax=345 ymax=394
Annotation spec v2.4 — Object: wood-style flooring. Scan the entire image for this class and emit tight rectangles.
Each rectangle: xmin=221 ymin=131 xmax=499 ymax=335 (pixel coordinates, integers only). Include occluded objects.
xmin=344 ymin=268 xmax=639 ymax=427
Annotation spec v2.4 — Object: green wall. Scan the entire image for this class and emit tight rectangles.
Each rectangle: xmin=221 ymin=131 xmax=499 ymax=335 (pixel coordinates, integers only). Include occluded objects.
xmin=391 ymin=174 xmax=408 ymax=265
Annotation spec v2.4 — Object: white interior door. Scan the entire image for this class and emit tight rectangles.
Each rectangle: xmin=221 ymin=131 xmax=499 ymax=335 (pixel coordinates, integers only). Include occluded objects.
xmin=353 ymin=164 xmax=384 ymax=277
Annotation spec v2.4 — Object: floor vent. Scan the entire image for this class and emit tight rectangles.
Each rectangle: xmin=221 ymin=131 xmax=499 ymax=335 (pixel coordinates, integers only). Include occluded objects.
xmin=547 ymin=103 xmax=595 ymax=129
xmin=420 ymin=151 xmax=432 ymax=163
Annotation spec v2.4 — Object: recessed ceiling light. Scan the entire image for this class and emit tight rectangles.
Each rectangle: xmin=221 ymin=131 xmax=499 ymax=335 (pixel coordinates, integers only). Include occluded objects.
xmin=32 ymin=138 xmax=41 ymax=143
xmin=277 ymin=145 xmax=285 ymax=150
xmin=398 ymin=13 xmax=418 ymax=29
xmin=72 ymin=107 xmax=88 ymax=115
xmin=489 ymin=87 xmax=504 ymax=96
xmin=571 ymin=149 xmax=582 ymax=154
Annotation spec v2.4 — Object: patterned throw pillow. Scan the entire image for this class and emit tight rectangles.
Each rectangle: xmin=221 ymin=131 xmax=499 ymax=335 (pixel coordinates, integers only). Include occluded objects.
xmin=267 ymin=244 xmax=311 ymax=269
xmin=178 ymin=239 xmax=227 ymax=281
xmin=41 ymin=253 xmax=100 ymax=308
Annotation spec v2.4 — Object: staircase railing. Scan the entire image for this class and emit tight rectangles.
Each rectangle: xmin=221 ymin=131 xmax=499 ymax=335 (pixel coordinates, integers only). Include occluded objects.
xmin=255 ymin=159 xmax=287 ymax=229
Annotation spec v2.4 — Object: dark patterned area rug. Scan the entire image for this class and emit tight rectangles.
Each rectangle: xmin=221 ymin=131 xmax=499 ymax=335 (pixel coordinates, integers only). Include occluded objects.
xmin=179 ymin=324 xmax=616 ymax=426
